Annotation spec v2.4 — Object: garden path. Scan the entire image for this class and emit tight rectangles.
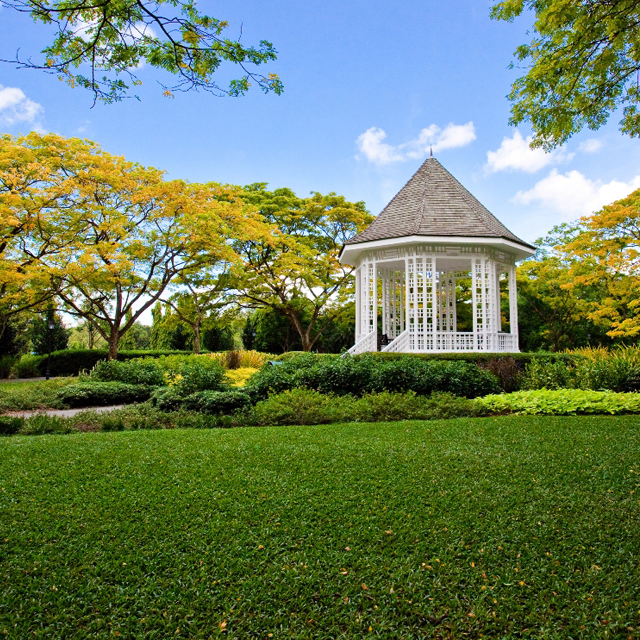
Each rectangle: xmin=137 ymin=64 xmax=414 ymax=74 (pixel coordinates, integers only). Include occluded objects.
xmin=8 ymin=405 xmax=125 ymax=418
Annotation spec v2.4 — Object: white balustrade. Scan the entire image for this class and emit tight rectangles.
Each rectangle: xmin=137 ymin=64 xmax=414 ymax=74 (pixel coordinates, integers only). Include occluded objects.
xmin=343 ymin=330 xmax=377 ymax=357
xmin=381 ymin=329 xmax=410 ymax=353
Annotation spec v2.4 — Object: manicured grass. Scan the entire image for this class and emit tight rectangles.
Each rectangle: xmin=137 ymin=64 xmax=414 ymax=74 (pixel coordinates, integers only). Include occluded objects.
xmin=0 ymin=378 xmax=77 ymax=412
xmin=1 ymin=416 xmax=639 ymax=638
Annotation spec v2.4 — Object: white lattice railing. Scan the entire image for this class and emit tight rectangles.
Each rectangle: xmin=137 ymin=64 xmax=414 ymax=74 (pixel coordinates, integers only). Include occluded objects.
xmin=381 ymin=329 xmax=410 ymax=353
xmin=343 ymin=331 xmax=377 ymax=357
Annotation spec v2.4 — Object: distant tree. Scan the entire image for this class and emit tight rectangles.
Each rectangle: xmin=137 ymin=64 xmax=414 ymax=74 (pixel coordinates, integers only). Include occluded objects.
xmin=162 ymin=269 xmax=231 ymax=354
xmin=561 ymin=187 xmax=640 ymax=339
xmin=201 ymin=319 xmax=235 ymax=352
xmin=492 ymin=0 xmax=640 ymax=149
xmin=119 ymin=311 xmax=137 ymax=350
xmin=30 ymin=306 xmax=68 ymax=355
xmin=234 ymin=185 xmax=373 ymax=352
xmin=0 ymin=316 xmax=29 ymax=357
xmin=1 ymin=0 xmax=283 ymax=104
xmin=251 ymin=308 xmax=302 ymax=354
xmin=241 ymin=315 xmax=257 ymax=350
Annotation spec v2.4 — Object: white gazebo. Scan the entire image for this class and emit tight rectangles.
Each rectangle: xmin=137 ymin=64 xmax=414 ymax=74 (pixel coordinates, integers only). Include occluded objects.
xmin=339 ymin=157 xmax=535 ymax=354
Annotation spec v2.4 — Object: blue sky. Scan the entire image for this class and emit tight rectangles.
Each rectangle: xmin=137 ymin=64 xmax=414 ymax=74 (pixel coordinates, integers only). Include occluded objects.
xmin=2 ymin=0 xmax=640 ymax=246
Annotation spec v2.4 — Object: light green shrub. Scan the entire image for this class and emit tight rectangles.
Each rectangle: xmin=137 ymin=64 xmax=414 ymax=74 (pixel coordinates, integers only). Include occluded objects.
xmin=479 ymin=389 xmax=640 ymax=415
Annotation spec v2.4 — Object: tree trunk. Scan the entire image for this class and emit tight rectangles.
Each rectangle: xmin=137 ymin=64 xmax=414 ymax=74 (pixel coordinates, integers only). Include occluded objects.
xmin=107 ymin=331 xmax=119 ymax=360
xmin=193 ymin=324 xmax=200 ymax=355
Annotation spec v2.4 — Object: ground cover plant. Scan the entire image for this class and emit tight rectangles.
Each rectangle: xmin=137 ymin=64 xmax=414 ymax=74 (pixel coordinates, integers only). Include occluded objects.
xmin=0 ymin=378 xmax=76 ymax=412
xmin=1 ymin=416 xmax=639 ymax=638
xmin=480 ymin=389 xmax=640 ymax=415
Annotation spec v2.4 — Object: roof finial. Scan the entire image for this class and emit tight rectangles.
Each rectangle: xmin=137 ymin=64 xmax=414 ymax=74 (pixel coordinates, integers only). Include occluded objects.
xmin=430 ymin=146 xmax=433 ymax=157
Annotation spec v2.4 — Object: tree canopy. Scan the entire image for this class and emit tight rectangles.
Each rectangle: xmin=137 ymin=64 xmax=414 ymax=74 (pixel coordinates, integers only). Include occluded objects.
xmin=0 ymin=0 xmax=283 ymax=103
xmin=491 ymin=0 xmax=640 ymax=149
xmin=233 ymin=184 xmax=373 ymax=352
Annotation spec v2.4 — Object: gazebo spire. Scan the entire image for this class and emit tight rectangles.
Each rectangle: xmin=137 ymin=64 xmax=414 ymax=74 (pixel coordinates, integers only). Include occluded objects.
xmin=344 ymin=157 xmax=533 ymax=251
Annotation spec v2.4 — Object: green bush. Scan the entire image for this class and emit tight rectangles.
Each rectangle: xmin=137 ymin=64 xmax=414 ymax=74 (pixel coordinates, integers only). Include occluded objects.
xmin=13 ymin=354 xmax=44 ymax=378
xmin=90 ymin=359 xmax=165 ymax=386
xmin=246 ymin=389 xmax=484 ymax=426
xmin=56 ymin=382 xmax=156 ymax=408
xmin=18 ymin=414 xmax=75 ymax=436
xmin=522 ymin=356 xmax=640 ymax=392
xmin=0 ymin=416 xmax=24 ymax=436
xmin=0 ymin=355 xmax=18 ymax=379
xmin=247 ymin=389 xmax=350 ymax=425
xmin=173 ymin=361 xmax=227 ymax=395
xmin=17 ymin=349 xmax=192 ymax=377
xmin=182 ymin=390 xmax=252 ymax=414
xmin=248 ymin=354 xmax=500 ymax=399
xmin=150 ymin=387 xmax=184 ymax=412
xmin=479 ymin=389 xmax=640 ymax=415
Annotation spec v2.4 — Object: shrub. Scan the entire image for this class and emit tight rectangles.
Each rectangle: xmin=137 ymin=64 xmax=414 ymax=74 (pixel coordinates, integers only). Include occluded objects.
xmin=150 ymin=387 xmax=184 ymax=412
xmin=248 ymin=389 xmax=352 ymax=426
xmin=248 ymin=354 xmax=500 ymax=399
xmin=521 ymin=359 xmax=574 ymax=390
xmin=206 ymin=350 xmax=274 ymax=369
xmin=13 ymin=354 xmax=44 ymax=378
xmin=56 ymin=382 xmax=156 ymax=408
xmin=173 ymin=360 xmax=226 ymax=395
xmin=479 ymin=389 xmax=640 ymax=415
xmin=351 ymin=391 xmax=485 ymax=422
xmin=246 ymin=389 xmax=485 ymax=426
xmin=478 ymin=357 xmax=522 ymax=393
xmin=19 ymin=349 xmax=192 ymax=377
xmin=18 ymin=414 xmax=74 ymax=436
xmin=0 ymin=416 xmax=24 ymax=436
xmin=90 ymin=359 xmax=165 ymax=386
xmin=182 ymin=390 xmax=252 ymax=415
xmin=522 ymin=355 xmax=640 ymax=392
xmin=0 ymin=355 xmax=18 ymax=379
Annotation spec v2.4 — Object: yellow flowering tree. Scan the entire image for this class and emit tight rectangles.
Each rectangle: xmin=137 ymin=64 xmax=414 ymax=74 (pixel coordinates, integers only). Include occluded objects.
xmin=1 ymin=133 xmax=267 ymax=359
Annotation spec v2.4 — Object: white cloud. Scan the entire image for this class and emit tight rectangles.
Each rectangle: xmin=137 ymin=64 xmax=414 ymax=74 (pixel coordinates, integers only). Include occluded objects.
xmin=513 ymin=169 xmax=640 ymax=218
xmin=356 ymin=122 xmax=476 ymax=166
xmin=0 ymin=85 xmax=44 ymax=128
xmin=485 ymin=130 xmax=573 ymax=174
xmin=578 ymin=138 xmax=604 ymax=154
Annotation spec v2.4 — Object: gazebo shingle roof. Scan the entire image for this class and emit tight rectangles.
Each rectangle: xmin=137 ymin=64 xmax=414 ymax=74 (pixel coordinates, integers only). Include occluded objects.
xmin=345 ymin=157 xmax=534 ymax=249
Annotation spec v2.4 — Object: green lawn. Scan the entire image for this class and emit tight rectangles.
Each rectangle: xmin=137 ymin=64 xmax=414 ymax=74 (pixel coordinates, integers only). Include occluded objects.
xmin=1 ymin=416 xmax=639 ymax=638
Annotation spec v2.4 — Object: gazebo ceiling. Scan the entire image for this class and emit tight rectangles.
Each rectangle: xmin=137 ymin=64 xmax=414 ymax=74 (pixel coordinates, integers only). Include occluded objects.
xmin=340 ymin=157 xmax=535 ymax=265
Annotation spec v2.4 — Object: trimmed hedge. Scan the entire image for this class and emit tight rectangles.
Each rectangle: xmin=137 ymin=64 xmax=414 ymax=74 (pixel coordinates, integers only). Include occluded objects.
xmin=90 ymin=359 xmax=166 ymax=386
xmin=151 ymin=388 xmax=252 ymax=414
xmin=182 ymin=390 xmax=252 ymax=414
xmin=248 ymin=353 xmax=500 ymax=399
xmin=276 ymin=351 xmax=578 ymax=366
xmin=56 ymin=382 xmax=156 ymax=408
xmin=21 ymin=349 xmax=194 ymax=377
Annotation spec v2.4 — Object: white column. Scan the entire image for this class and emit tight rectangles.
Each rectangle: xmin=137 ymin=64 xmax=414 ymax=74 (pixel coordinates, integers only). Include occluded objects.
xmin=486 ymin=259 xmax=498 ymax=351
xmin=406 ymin=257 xmax=414 ymax=351
xmin=471 ymin=258 xmax=481 ymax=350
xmin=355 ymin=264 xmax=361 ymax=342
xmin=509 ymin=265 xmax=519 ymax=350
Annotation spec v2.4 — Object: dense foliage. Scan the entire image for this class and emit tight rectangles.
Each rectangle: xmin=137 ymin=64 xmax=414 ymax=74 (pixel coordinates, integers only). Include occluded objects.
xmin=491 ymin=0 xmax=640 ymax=149
xmin=248 ymin=354 xmax=501 ymax=399
xmin=480 ymin=388 xmax=640 ymax=415
xmin=1 ymin=0 xmax=282 ymax=103
xmin=56 ymin=382 xmax=156 ymax=408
